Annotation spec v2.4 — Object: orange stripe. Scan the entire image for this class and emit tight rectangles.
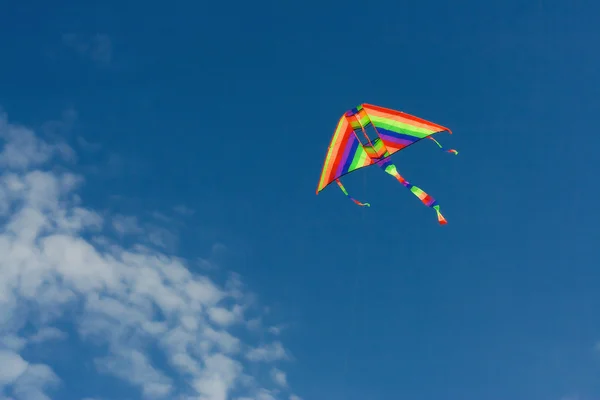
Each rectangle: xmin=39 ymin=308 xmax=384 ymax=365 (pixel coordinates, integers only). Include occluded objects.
xmin=317 ymin=117 xmax=353 ymax=192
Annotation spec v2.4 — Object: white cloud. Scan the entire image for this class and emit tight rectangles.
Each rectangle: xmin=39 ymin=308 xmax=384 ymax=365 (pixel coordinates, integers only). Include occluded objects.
xmin=246 ymin=318 xmax=262 ymax=332
xmin=0 ymin=335 xmax=26 ymax=351
xmin=28 ymin=327 xmax=68 ymax=344
xmin=11 ymin=363 xmax=60 ymax=400
xmin=0 ymin=116 xmax=68 ymax=170
xmin=111 ymin=214 xmax=144 ymax=236
xmin=0 ymin=349 xmax=59 ymax=400
xmin=111 ymin=214 xmax=178 ymax=251
xmin=95 ymin=348 xmax=173 ymax=398
xmin=246 ymin=342 xmax=289 ymax=363
xmin=255 ymin=389 xmax=277 ymax=400
xmin=0 ymin=350 xmax=29 ymax=385
xmin=0 ymin=110 xmax=299 ymax=400
xmin=270 ymin=368 xmax=287 ymax=388
xmin=267 ymin=325 xmax=287 ymax=336
xmin=208 ymin=304 xmax=244 ymax=327
xmin=191 ymin=353 xmax=243 ymax=400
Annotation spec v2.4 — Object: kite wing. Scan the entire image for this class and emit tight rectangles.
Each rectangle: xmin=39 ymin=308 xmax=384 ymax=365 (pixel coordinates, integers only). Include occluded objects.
xmin=316 ymin=104 xmax=452 ymax=193
xmin=316 ymin=103 xmax=457 ymax=224
xmin=315 ymin=114 xmax=374 ymax=195
xmin=360 ymin=103 xmax=452 ymax=155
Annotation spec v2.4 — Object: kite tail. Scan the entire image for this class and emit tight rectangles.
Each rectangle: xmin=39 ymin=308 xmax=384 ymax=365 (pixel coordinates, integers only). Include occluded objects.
xmin=377 ymin=159 xmax=447 ymax=225
xmin=336 ymin=179 xmax=370 ymax=207
xmin=428 ymin=136 xmax=458 ymax=155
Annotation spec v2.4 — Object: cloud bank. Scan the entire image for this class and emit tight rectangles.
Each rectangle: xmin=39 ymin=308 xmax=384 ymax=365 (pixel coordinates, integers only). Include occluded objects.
xmin=0 ymin=110 xmax=300 ymax=400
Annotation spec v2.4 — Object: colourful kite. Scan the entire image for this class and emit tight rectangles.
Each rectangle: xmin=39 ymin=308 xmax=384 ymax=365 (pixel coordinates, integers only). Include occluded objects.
xmin=316 ymin=103 xmax=457 ymax=225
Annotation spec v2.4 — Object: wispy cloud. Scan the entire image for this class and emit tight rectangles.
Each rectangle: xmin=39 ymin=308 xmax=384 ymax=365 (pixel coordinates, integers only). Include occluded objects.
xmin=0 ymin=350 xmax=60 ymax=399
xmin=95 ymin=348 xmax=173 ymax=398
xmin=268 ymin=324 xmax=289 ymax=336
xmin=0 ymin=110 xmax=300 ymax=400
xmin=246 ymin=342 xmax=290 ymax=363
xmin=173 ymin=204 xmax=195 ymax=216
xmin=28 ymin=327 xmax=68 ymax=344
xmin=111 ymin=214 xmax=144 ymax=236
xmin=0 ymin=114 xmax=71 ymax=170
xmin=271 ymin=368 xmax=288 ymax=388
xmin=62 ymin=33 xmax=113 ymax=65
xmin=76 ymin=136 xmax=102 ymax=152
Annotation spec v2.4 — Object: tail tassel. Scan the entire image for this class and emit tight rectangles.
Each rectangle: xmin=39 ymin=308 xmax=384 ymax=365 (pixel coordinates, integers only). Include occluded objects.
xmin=428 ymin=136 xmax=458 ymax=155
xmin=336 ymin=179 xmax=371 ymax=207
xmin=433 ymin=204 xmax=447 ymax=225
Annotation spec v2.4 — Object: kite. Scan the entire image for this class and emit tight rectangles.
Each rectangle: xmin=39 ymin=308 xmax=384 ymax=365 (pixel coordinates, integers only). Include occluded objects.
xmin=316 ymin=103 xmax=458 ymax=225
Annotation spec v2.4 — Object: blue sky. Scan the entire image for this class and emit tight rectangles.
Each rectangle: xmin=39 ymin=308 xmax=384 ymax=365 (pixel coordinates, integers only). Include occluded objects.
xmin=1 ymin=0 xmax=599 ymax=399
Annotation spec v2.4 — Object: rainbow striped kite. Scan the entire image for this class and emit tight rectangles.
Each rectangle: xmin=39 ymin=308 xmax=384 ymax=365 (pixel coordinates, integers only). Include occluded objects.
xmin=316 ymin=103 xmax=457 ymax=225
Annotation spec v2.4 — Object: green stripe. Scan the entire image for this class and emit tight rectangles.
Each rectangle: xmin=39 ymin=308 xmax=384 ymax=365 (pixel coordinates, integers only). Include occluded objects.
xmin=348 ymin=146 xmax=367 ymax=171
xmin=371 ymin=116 xmax=436 ymax=138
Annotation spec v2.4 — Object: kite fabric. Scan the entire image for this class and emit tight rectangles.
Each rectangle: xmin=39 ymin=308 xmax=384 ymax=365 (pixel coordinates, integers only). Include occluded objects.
xmin=316 ymin=103 xmax=458 ymax=225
